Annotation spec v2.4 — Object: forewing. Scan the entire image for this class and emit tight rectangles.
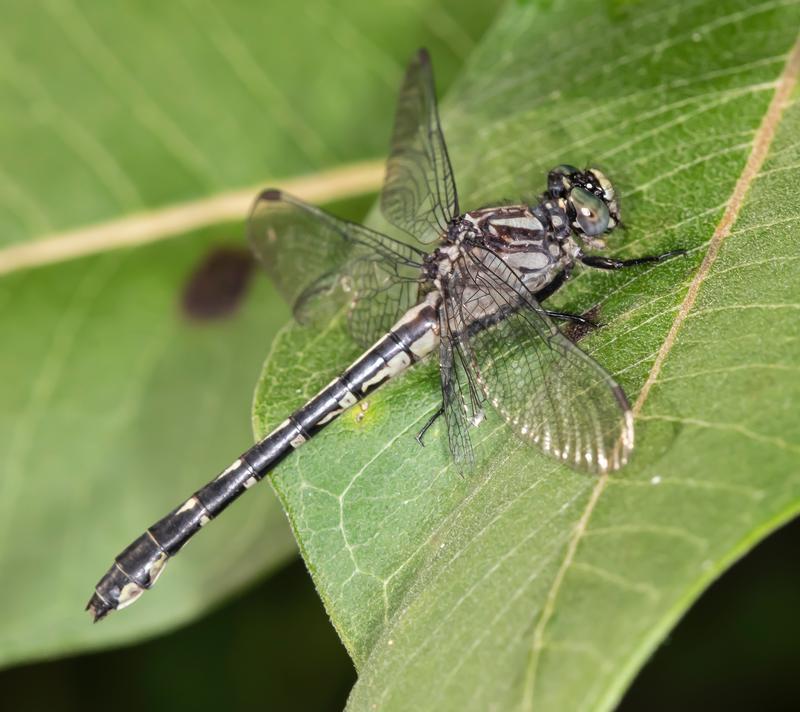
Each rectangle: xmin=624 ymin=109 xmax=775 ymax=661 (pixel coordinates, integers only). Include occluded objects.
xmin=381 ymin=48 xmax=459 ymax=244
xmin=450 ymin=249 xmax=633 ymax=474
xmin=248 ymin=189 xmax=425 ymax=347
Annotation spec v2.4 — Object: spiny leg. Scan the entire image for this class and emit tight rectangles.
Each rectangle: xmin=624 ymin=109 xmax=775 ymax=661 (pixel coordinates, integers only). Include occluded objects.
xmin=416 ymin=404 xmax=445 ymax=447
xmin=545 ymin=310 xmax=600 ymax=329
xmin=580 ymin=249 xmax=686 ymax=270
xmin=533 ymin=269 xmax=569 ymax=302
xmin=535 ymin=272 xmax=601 ymax=327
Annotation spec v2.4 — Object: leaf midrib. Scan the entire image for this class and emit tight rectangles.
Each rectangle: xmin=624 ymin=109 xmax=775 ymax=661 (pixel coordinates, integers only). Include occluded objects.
xmin=0 ymin=159 xmax=384 ymax=277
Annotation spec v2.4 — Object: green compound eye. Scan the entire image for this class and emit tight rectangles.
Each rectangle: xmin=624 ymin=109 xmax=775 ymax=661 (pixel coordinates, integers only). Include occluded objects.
xmin=569 ymin=186 xmax=610 ymax=236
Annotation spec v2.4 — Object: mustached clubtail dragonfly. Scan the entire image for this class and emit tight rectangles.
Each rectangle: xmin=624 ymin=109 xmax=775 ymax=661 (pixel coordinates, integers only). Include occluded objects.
xmin=87 ymin=49 xmax=684 ymax=621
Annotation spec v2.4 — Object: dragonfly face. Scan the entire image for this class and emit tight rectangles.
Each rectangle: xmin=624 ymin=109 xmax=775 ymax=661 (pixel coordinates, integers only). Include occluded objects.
xmin=547 ymin=164 xmax=621 ymax=246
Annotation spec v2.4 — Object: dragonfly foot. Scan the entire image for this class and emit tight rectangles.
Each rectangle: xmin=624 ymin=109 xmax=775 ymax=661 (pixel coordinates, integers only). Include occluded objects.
xmin=416 ymin=404 xmax=445 ymax=447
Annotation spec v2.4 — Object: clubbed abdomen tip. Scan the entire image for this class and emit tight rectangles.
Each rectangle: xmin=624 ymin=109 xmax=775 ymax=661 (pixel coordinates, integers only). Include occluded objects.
xmin=86 ymin=592 xmax=115 ymax=623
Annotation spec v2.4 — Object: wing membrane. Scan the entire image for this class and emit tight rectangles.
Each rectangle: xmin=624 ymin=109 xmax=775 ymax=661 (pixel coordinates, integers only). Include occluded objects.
xmin=438 ymin=290 xmax=484 ymax=470
xmin=448 ymin=248 xmax=633 ymax=474
xmin=248 ymin=189 xmax=425 ymax=347
xmin=381 ymin=48 xmax=459 ymax=244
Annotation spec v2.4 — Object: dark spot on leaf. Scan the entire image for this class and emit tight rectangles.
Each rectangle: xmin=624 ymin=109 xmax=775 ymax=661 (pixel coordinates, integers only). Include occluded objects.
xmin=564 ymin=305 xmax=602 ymax=343
xmin=182 ymin=246 xmax=255 ymax=321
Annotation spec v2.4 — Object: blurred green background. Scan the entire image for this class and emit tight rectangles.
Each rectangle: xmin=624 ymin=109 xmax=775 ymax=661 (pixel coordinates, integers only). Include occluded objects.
xmin=1 ymin=0 xmax=798 ymax=709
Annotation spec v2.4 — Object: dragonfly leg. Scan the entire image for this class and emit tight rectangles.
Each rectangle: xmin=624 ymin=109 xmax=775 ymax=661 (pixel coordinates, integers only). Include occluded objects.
xmin=580 ymin=249 xmax=686 ymax=270
xmin=533 ymin=269 xmax=569 ymax=303
xmin=416 ymin=404 xmax=445 ymax=447
xmin=545 ymin=310 xmax=600 ymax=328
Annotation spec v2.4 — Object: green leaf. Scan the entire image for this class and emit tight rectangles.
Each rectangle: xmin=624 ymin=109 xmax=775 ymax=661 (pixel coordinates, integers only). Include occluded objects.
xmin=252 ymin=1 xmax=800 ymax=708
xmin=0 ymin=1 xmax=500 ymax=667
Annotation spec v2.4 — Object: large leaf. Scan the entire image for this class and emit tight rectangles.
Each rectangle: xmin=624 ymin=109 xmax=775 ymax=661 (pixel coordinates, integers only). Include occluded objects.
xmin=252 ymin=0 xmax=800 ymax=708
xmin=0 ymin=0 xmax=501 ymax=667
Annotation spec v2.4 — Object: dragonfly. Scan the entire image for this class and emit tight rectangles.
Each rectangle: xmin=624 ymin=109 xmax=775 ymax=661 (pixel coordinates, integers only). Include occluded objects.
xmin=87 ymin=49 xmax=683 ymax=621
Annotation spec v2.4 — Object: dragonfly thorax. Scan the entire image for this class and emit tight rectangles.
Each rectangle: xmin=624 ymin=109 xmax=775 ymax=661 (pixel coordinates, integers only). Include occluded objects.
xmin=443 ymin=204 xmax=577 ymax=294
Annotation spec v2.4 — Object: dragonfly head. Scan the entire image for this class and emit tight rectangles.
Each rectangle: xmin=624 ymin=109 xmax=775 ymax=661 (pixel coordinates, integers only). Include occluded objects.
xmin=547 ymin=165 xmax=620 ymax=244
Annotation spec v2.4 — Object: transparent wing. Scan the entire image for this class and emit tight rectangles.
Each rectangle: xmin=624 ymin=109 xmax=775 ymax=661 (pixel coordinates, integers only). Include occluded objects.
xmin=448 ymin=248 xmax=634 ymax=474
xmin=438 ymin=291 xmax=484 ymax=471
xmin=381 ymin=48 xmax=459 ymax=244
xmin=248 ymin=189 xmax=426 ymax=347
